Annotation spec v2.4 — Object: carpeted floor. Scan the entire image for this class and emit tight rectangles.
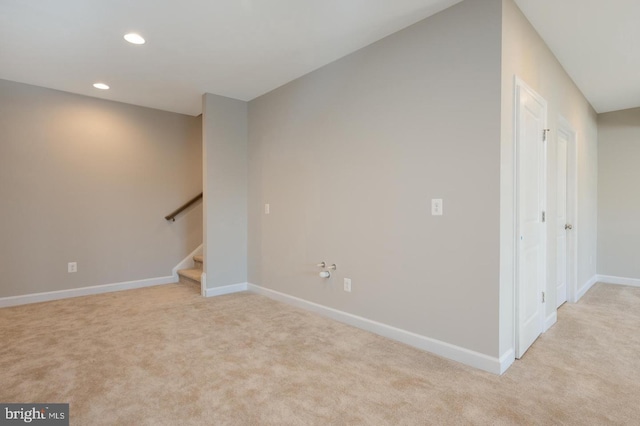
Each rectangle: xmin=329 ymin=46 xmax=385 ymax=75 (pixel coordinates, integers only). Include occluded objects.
xmin=1 ymin=282 xmax=639 ymax=425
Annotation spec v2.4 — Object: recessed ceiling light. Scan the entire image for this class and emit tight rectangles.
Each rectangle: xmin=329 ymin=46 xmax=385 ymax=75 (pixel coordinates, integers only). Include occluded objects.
xmin=124 ymin=33 xmax=145 ymax=45
xmin=93 ymin=83 xmax=110 ymax=90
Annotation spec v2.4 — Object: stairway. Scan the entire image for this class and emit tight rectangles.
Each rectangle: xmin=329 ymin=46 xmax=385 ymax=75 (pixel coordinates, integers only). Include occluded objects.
xmin=177 ymin=255 xmax=203 ymax=287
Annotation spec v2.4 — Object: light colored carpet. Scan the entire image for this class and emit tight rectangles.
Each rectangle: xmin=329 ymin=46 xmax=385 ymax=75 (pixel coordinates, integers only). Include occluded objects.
xmin=1 ymin=283 xmax=639 ymax=425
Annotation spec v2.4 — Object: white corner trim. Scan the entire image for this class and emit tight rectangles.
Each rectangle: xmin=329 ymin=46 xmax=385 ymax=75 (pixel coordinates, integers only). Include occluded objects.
xmin=172 ymin=243 xmax=204 ymax=279
xmin=499 ymin=349 xmax=515 ymax=375
xmin=0 ymin=276 xmax=176 ymax=308
xmin=597 ymin=275 xmax=640 ymax=288
xmin=200 ymin=272 xmax=207 ymax=297
xmin=247 ymin=283 xmax=504 ymax=375
xmin=544 ymin=311 xmax=557 ymax=332
xmin=204 ymin=282 xmax=247 ymax=298
xmin=575 ymin=275 xmax=598 ymax=301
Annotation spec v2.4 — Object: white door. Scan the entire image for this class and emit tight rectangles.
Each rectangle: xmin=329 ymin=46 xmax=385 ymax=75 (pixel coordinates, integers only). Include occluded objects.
xmin=557 ymin=117 xmax=577 ymax=304
xmin=556 ymin=131 xmax=568 ymax=307
xmin=515 ymin=80 xmax=547 ymax=359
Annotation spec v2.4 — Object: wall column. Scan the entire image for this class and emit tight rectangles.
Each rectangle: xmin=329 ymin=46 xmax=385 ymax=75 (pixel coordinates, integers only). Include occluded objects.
xmin=202 ymin=93 xmax=248 ymax=291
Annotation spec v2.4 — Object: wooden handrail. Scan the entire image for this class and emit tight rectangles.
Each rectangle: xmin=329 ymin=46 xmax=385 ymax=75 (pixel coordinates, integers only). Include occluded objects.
xmin=165 ymin=193 xmax=203 ymax=221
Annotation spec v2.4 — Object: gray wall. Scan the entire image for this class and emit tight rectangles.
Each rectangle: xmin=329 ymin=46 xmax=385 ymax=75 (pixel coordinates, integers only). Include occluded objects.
xmin=598 ymin=107 xmax=640 ymax=279
xmin=248 ymin=0 xmax=503 ymax=357
xmin=0 ymin=79 xmax=202 ymax=298
xmin=202 ymin=93 xmax=248 ymax=288
xmin=500 ymin=0 xmax=599 ymax=356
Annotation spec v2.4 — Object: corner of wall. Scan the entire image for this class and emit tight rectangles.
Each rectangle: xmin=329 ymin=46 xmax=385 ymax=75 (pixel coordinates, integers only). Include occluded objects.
xmin=202 ymin=93 xmax=248 ymax=289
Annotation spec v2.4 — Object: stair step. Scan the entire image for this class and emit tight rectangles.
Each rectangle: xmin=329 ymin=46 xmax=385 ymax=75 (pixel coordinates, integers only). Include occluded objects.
xmin=178 ymin=268 xmax=202 ymax=286
xmin=193 ymin=255 xmax=203 ymax=270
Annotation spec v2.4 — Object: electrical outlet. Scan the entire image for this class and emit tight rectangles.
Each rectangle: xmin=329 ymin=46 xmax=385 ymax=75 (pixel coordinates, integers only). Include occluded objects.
xmin=431 ymin=199 xmax=443 ymax=216
xmin=344 ymin=278 xmax=352 ymax=292
xmin=68 ymin=262 xmax=77 ymax=273
xmin=265 ymin=204 xmax=270 ymax=214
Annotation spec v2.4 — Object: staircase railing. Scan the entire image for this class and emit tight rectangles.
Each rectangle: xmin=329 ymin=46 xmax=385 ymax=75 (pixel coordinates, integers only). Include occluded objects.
xmin=165 ymin=193 xmax=203 ymax=222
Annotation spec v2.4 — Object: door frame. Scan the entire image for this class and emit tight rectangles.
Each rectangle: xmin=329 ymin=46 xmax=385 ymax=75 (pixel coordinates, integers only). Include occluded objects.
xmin=557 ymin=116 xmax=578 ymax=303
xmin=514 ymin=77 xmax=548 ymax=359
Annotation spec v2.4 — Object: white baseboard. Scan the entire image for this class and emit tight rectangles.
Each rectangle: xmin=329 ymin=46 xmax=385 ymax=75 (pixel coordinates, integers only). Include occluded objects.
xmin=205 ymin=282 xmax=248 ymax=297
xmin=597 ymin=275 xmax=640 ymax=288
xmin=0 ymin=276 xmax=176 ymax=308
xmin=172 ymin=244 xmax=203 ymax=279
xmin=576 ymin=275 xmax=598 ymax=301
xmin=247 ymin=283 xmax=504 ymax=375
xmin=499 ymin=349 xmax=515 ymax=374
xmin=544 ymin=311 xmax=557 ymax=332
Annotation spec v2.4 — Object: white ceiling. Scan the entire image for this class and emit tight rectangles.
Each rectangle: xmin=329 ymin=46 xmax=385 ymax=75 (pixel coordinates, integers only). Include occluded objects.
xmin=0 ymin=0 xmax=461 ymax=116
xmin=514 ymin=0 xmax=640 ymax=113
xmin=1 ymin=0 xmax=638 ymax=116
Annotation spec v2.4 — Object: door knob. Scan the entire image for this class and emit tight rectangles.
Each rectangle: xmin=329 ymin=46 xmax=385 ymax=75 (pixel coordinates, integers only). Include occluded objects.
xmin=565 ymin=224 xmax=573 ymax=230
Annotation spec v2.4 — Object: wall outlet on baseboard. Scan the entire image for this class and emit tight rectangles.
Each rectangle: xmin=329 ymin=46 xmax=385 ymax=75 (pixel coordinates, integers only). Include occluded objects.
xmin=68 ymin=262 xmax=77 ymax=273
xmin=344 ymin=278 xmax=352 ymax=292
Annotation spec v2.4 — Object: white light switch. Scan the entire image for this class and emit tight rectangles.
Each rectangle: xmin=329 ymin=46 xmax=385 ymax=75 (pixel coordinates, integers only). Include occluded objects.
xmin=431 ymin=199 xmax=443 ymax=216
xmin=265 ymin=204 xmax=270 ymax=214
